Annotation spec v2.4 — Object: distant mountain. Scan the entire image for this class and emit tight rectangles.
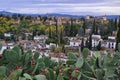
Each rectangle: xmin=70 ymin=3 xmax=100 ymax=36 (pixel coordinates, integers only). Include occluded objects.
xmin=106 ymin=15 xmax=120 ymax=19
xmin=0 ymin=11 xmax=39 ymax=16
xmin=0 ymin=11 xmax=84 ymax=18
xmin=0 ymin=11 xmax=119 ymax=19
xmin=0 ymin=11 xmax=13 ymax=16
xmin=97 ymin=15 xmax=120 ymax=19
xmin=44 ymin=13 xmax=85 ymax=18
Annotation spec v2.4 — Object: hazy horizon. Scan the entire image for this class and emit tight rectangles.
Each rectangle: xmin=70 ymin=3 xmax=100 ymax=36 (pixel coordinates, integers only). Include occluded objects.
xmin=0 ymin=0 xmax=120 ymax=15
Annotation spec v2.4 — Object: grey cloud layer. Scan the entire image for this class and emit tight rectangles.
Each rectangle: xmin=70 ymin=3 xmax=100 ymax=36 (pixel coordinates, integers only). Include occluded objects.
xmin=0 ymin=0 xmax=120 ymax=15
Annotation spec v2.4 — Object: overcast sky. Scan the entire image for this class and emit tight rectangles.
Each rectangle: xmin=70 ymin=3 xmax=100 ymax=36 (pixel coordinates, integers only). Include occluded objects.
xmin=0 ymin=0 xmax=120 ymax=15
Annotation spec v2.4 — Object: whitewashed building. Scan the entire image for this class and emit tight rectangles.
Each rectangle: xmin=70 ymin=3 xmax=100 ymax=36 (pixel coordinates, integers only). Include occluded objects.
xmin=4 ymin=33 xmax=12 ymax=37
xmin=70 ymin=40 xmax=81 ymax=47
xmin=92 ymin=35 xmax=102 ymax=47
xmin=34 ymin=35 xmax=48 ymax=43
xmin=0 ymin=46 xmax=7 ymax=54
xmin=0 ymin=45 xmax=14 ymax=54
xmin=0 ymin=41 xmax=14 ymax=54
xmin=46 ymin=43 xmax=56 ymax=49
xmin=106 ymin=36 xmax=116 ymax=49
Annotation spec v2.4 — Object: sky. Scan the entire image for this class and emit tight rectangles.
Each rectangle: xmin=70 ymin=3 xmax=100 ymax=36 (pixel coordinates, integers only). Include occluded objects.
xmin=0 ymin=0 xmax=120 ymax=15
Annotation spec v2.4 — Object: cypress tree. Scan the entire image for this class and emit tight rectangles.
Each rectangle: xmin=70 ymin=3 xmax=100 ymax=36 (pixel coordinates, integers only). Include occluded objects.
xmin=81 ymin=38 xmax=84 ymax=52
xmin=54 ymin=17 xmax=59 ymax=46
xmin=107 ymin=19 xmax=113 ymax=35
xmin=95 ymin=24 xmax=98 ymax=34
xmin=97 ymin=41 xmax=101 ymax=50
xmin=85 ymin=38 xmax=89 ymax=48
xmin=60 ymin=29 xmax=64 ymax=44
xmin=92 ymin=19 xmax=96 ymax=34
xmin=108 ymin=42 xmax=111 ymax=48
xmin=82 ymin=20 xmax=86 ymax=35
xmin=114 ymin=18 xmax=117 ymax=31
xmin=55 ymin=17 xmax=58 ymax=38
xmin=89 ymin=34 xmax=92 ymax=50
xmin=70 ymin=18 xmax=74 ymax=36
xmin=116 ymin=18 xmax=120 ymax=51
xmin=32 ymin=31 xmax=35 ymax=40
xmin=49 ymin=26 xmax=51 ymax=38
xmin=110 ymin=19 xmax=114 ymax=27
xmin=64 ymin=21 xmax=69 ymax=36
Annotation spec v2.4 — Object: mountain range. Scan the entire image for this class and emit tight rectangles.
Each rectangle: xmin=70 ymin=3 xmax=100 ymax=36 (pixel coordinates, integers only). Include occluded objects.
xmin=0 ymin=11 xmax=119 ymax=19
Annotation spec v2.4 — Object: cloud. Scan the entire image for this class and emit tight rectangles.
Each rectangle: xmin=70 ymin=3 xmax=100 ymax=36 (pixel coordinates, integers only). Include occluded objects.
xmin=6 ymin=6 xmax=120 ymax=15
xmin=0 ymin=0 xmax=120 ymax=15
